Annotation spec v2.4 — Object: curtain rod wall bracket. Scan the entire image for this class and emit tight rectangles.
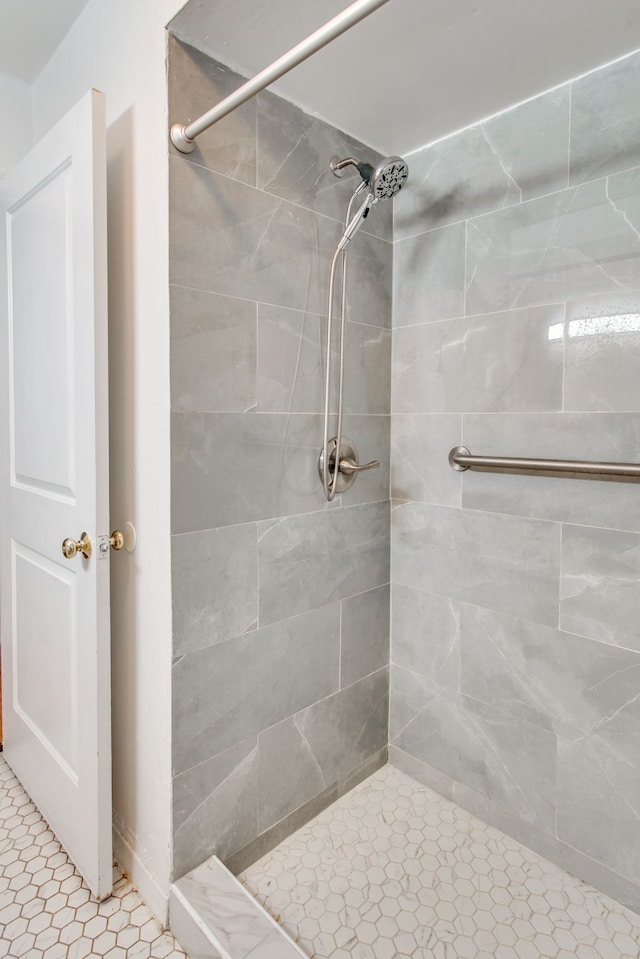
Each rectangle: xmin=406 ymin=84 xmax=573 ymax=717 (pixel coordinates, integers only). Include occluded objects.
xmin=170 ymin=123 xmax=196 ymax=154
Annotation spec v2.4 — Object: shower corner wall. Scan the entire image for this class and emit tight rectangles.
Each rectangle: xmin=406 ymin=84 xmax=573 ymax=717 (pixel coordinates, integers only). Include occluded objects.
xmin=389 ymin=47 xmax=640 ymax=914
xmin=167 ymin=34 xmax=392 ymax=882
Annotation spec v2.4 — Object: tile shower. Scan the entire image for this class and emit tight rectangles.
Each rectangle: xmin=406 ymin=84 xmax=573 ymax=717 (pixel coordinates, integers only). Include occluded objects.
xmin=168 ymin=25 xmax=640 ymax=947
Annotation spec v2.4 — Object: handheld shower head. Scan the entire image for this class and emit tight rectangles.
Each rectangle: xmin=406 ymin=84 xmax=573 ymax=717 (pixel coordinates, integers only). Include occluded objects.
xmin=336 ymin=190 xmax=376 ymax=252
xmin=331 ymin=153 xmax=409 ymax=252
xmin=331 ymin=154 xmax=409 ymax=199
xmin=360 ymin=156 xmax=409 ymax=199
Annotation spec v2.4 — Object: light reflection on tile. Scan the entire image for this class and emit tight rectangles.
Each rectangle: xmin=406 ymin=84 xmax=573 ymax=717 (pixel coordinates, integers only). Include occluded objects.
xmin=564 ymin=292 xmax=640 ymax=411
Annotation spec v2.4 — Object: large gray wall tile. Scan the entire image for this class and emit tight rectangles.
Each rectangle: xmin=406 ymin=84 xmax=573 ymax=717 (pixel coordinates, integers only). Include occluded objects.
xmin=557 ymin=693 xmax=640 ymax=885
xmin=391 ymin=583 xmax=459 ymax=689
xmin=256 ymin=303 xmax=323 ymax=414
xmin=389 ymin=665 xmax=556 ymax=832
xmin=462 ymin=412 xmax=640 ymax=532
xmin=570 ymin=50 xmax=640 ymax=185
xmin=396 ymin=86 xmax=569 ymax=239
xmin=168 ymin=38 xmax=256 ymax=185
xmin=341 ymin=584 xmax=390 ymax=687
xmin=258 ymin=309 xmax=391 ymax=416
xmin=256 ymin=717 xmax=325 ymax=834
xmin=393 ymin=223 xmax=466 ymax=327
xmin=171 ymin=411 xmax=332 ymax=533
xmin=460 ymin=604 xmax=640 ymax=739
xmin=343 ymin=227 xmax=393 ymax=329
xmin=171 ymin=286 xmax=256 ymax=413
xmin=172 ymin=523 xmax=258 ymax=658
xmin=172 ymin=736 xmax=258 ymax=879
xmin=392 ymin=501 xmax=560 ymax=626
xmin=560 ymin=524 xmax=640 ymax=652
xmin=342 ymin=321 xmax=391 ymax=414
xmin=478 ymin=86 xmax=569 ymax=202
xmin=172 ymin=604 xmax=340 ymax=775
xmin=257 ymin=668 xmax=389 ymax=832
xmin=258 ymin=501 xmax=390 ymax=626
xmin=169 ymin=157 xmax=324 ymax=313
xmin=392 ymin=306 xmax=564 ymax=414
xmin=466 ymin=177 xmax=640 ymax=315
xmin=391 ymin=414 xmax=462 ymax=506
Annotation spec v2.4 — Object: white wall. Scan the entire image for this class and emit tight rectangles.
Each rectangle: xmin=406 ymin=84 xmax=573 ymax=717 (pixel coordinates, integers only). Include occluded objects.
xmin=0 ymin=72 xmax=33 ymax=176
xmin=32 ymin=0 xmax=186 ymax=920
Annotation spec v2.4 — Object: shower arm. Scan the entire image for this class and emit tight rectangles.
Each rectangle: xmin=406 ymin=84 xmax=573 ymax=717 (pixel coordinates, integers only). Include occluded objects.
xmin=170 ymin=0 xmax=391 ymax=153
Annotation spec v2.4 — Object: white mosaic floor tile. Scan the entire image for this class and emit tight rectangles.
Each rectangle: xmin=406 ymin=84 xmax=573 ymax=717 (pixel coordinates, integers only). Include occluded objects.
xmin=0 ymin=755 xmax=187 ymax=959
xmin=240 ymin=764 xmax=640 ymax=959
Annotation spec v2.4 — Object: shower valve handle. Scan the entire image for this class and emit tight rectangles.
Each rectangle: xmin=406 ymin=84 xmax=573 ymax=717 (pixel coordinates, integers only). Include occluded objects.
xmin=318 ymin=439 xmax=378 ymax=496
xmin=338 ymin=457 xmax=380 ymax=475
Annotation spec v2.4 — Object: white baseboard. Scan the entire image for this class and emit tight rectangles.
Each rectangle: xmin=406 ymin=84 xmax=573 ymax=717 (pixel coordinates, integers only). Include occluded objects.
xmin=112 ymin=823 xmax=169 ymax=925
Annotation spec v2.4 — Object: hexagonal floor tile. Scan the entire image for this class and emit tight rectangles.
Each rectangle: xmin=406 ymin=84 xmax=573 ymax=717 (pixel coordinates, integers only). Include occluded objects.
xmin=241 ymin=764 xmax=640 ymax=959
xmin=0 ymin=756 xmax=187 ymax=959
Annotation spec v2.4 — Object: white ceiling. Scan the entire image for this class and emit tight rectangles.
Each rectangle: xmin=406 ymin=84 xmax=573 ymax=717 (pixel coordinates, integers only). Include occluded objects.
xmin=2 ymin=0 xmax=640 ymax=154
xmin=169 ymin=0 xmax=640 ymax=156
xmin=0 ymin=0 xmax=91 ymax=82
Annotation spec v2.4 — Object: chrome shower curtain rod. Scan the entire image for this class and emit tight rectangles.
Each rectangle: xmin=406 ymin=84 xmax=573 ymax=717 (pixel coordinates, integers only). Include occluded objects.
xmin=170 ymin=0 xmax=391 ymax=153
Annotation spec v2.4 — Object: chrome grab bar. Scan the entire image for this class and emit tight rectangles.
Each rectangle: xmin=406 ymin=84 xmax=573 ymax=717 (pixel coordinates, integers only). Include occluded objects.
xmin=449 ymin=446 xmax=640 ymax=479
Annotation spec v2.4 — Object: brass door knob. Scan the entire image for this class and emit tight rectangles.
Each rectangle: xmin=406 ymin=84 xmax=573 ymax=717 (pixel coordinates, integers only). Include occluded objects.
xmin=109 ymin=530 xmax=124 ymax=551
xmin=62 ymin=532 xmax=92 ymax=560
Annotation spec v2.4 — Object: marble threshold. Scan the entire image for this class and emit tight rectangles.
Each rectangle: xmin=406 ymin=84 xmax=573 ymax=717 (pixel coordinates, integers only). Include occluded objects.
xmin=169 ymin=854 xmax=306 ymax=959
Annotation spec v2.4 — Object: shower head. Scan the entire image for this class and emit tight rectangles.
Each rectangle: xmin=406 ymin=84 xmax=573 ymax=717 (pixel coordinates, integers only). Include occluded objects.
xmin=331 ymin=153 xmax=409 ymax=252
xmin=356 ymin=157 xmax=409 ymax=199
xmin=330 ymin=154 xmax=409 ymax=199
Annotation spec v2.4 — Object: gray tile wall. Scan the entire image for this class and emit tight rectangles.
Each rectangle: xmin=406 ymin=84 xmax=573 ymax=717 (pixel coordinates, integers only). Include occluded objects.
xmin=168 ymin=39 xmax=391 ymax=880
xmin=390 ymin=48 xmax=640 ymax=912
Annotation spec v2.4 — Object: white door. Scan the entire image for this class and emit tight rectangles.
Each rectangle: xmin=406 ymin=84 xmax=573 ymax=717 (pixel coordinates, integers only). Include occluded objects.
xmin=0 ymin=89 xmax=111 ymax=899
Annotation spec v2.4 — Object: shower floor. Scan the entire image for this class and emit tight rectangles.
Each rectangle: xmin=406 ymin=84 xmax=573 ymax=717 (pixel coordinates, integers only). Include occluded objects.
xmin=240 ymin=764 xmax=640 ymax=959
